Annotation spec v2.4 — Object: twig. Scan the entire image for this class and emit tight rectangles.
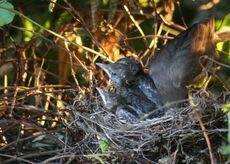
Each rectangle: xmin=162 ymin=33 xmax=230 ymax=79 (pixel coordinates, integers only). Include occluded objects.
xmin=0 ymin=153 xmax=35 ymax=164
xmin=195 ymin=110 xmax=215 ymax=164
xmin=123 ymin=5 xmax=148 ymax=47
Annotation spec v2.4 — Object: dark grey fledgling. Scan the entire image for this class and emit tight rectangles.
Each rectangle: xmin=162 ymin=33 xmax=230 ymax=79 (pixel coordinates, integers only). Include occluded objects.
xmin=96 ymin=87 xmax=162 ymax=122
xmin=96 ymin=87 xmax=126 ymax=111
xmin=115 ymin=107 xmax=140 ymax=123
xmin=149 ymin=16 xmax=215 ymax=104
xmin=117 ymin=56 xmax=162 ymax=105
xmin=132 ymin=71 xmax=162 ymax=106
xmin=96 ymin=57 xmax=141 ymax=87
xmin=96 ymin=57 xmax=162 ymax=106
xmin=96 ymin=87 xmax=142 ymax=123
xmin=96 ymin=62 xmax=135 ymax=87
xmin=122 ymin=90 xmax=163 ymax=118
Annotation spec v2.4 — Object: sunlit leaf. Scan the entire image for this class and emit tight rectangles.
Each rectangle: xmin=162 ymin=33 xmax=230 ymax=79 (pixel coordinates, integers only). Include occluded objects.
xmin=139 ymin=0 xmax=159 ymax=7
xmin=216 ymin=42 xmax=224 ymax=51
xmin=216 ymin=13 xmax=230 ymax=29
xmin=24 ymin=19 xmax=34 ymax=42
xmin=139 ymin=0 xmax=148 ymax=7
xmin=221 ymin=101 xmax=230 ymax=113
xmin=193 ymin=76 xmax=209 ymax=89
xmin=99 ymin=137 xmax=109 ymax=153
xmin=39 ymin=19 xmax=51 ymax=33
xmin=102 ymin=0 xmax=109 ymax=5
xmin=0 ymin=1 xmax=15 ymax=26
xmin=221 ymin=13 xmax=230 ymax=27
xmin=216 ymin=13 xmax=230 ymax=53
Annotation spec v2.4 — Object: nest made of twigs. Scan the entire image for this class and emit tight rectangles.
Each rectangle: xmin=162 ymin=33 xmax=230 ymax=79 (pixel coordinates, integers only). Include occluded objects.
xmin=68 ymin=90 xmax=227 ymax=163
xmin=0 ymin=88 xmax=228 ymax=163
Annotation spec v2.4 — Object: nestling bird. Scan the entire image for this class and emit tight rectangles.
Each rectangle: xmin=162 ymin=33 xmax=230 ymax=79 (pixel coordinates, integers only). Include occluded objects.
xmin=96 ymin=57 xmax=142 ymax=87
xmin=96 ymin=56 xmax=162 ymax=106
xmin=96 ymin=87 xmax=142 ymax=123
xmin=149 ymin=16 xmax=216 ymax=104
xmin=96 ymin=62 xmax=135 ymax=87
xmin=96 ymin=87 xmax=126 ymax=112
xmin=122 ymin=90 xmax=163 ymax=118
xmin=116 ymin=56 xmax=142 ymax=77
xmin=96 ymin=87 xmax=163 ymax=122
xmin=115 ymin=107 xmax=140 ymax=123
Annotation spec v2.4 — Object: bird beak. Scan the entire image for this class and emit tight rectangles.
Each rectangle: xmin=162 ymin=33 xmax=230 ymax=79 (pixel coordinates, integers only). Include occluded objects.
xmin=96 ymin=63 xmax=112 ymax=78
xmin=96 ymin=87 xmax=108 ymax=105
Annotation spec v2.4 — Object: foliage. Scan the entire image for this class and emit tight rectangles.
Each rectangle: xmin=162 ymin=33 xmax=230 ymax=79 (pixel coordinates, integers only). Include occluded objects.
xmin=0 ymin=1 xmax=15 ymax=26
xmin=220 ymin=101 xmax=230 ymax=155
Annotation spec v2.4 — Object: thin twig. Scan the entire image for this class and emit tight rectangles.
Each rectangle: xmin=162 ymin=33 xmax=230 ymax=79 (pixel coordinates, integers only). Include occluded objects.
xmin=195 ymin=110 xmax=215 ymax=164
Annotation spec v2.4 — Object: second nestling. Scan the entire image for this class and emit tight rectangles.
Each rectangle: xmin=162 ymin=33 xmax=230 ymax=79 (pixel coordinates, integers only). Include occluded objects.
xmin=96 ymin=87 xmax=163 ymax=123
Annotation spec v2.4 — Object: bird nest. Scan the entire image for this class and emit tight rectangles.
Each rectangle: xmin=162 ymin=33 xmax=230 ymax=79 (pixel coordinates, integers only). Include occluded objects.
xmin=68 ymin=90 xmax=227 ymax=163
xmin=0 ymin=88 xmax=228 ymax=163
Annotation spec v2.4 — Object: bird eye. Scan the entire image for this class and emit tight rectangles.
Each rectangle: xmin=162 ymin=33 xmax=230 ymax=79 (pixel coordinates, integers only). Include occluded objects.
xmin=112 ymin=72 xmax=116 ymax=76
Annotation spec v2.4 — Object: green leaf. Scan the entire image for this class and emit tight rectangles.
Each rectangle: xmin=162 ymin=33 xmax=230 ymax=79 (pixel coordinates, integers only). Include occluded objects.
xmin=221 ymin=13 xmax=230 ymax=27
xmin=216 ymin=13 xmax=230 ymax=56
xmin=221 ymin=101 xmax=230 ymax=113
xmin=23 ymin=19 xmax=34 ymax=42
xmin=228 ymin=112 xmax=230 ymax=143
xmin=99 ymin=137 xmax=109 ymax=153
xmin=0 ymin=1 xmax=15 ymax=26
xmin=102 ymin=0 xmax=109 ymax=5
xmin=220 ymin=145 xmax=230 ymax=155
xmin=220 ymin=107 xmax=230 ymax=155
xmin=216 ymin=13 xmax=230 ymax=29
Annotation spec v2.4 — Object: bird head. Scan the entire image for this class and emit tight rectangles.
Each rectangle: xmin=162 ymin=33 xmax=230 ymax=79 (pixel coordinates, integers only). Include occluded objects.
xmin=96 ymin=87 xmax=125 ymax=111
xmin=116 ymin=56 xmax=142 ymax=75
xmin=96 ymin=63 xmax=134 ymax=87
xmin=115 ymin=106 xmax=139 ymax=123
